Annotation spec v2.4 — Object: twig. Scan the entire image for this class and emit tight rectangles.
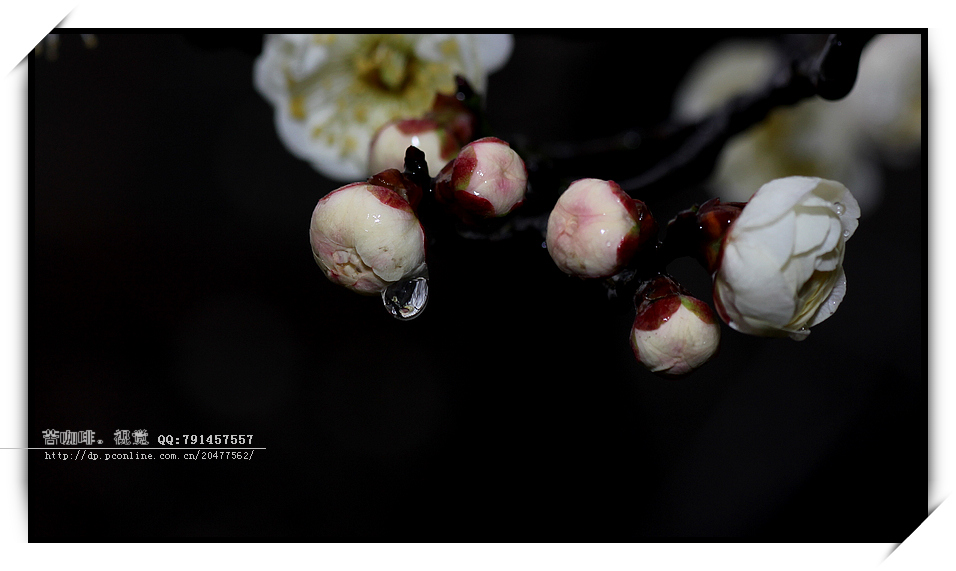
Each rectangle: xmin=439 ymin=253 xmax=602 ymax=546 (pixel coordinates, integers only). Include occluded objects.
xmin=520 ymin=33 xmax=876 ymax=199
xmin=616 ymin=33 xmax=876 ymax=195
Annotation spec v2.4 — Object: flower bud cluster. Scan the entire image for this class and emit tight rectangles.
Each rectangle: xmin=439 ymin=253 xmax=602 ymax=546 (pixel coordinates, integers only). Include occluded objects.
xmin=539 ymin=173 xmax=859 ymax=377
xmin=368 ymin=92 xmax=478 ymax=179
xmin=312 ymin=136 xmax=528 ymax=307
xmin=317 ymin=126 xmax=860 ymax=378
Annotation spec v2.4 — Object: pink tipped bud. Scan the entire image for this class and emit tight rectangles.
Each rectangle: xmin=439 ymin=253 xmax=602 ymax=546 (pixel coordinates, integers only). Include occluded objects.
xmin=546 ymin=178 xmax=657 ymax=278
xmin=368 ymin=118 xmax=461 ymax=178
xmin=630 ymin=276 xmax=720 ymax=378
xmin=433 ymin=137 xmax=528 ymax=222
xmin=310 ymin=182 xmax=426 ymax=295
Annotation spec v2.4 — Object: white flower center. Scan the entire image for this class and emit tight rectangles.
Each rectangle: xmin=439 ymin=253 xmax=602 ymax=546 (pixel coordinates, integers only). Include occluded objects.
xmin=283 ymin=35 xmax=462 ymax=163
xmin=355 ymin=39 xmax=414 ymax=93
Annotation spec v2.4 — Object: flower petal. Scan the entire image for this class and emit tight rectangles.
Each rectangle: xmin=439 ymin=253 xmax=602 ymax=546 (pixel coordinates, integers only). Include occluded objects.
xmin=791 ymin=206 xmax=836 ymax=256
xmin=476 ymin=34 xmax=514 ymax=74
xmin=731 ymin=209 xmax=796 ymax=269
xmin=810 ymin=178 xmax=860 ymax=240
xmin=813 ymin=245 xmax=843 ymax=272
xmin=274 ymin=110 xmax=367 ymax=181
xmin=808 ymin=267 xmax=847 ymax=327
xmin=720 ymin=237 xmax=796 ymax=325
xmin=714 ymin=274 xmax=786 ymax=336
xmin=735 ymin=176 xmax=822 ymax=229
xmin=788 ymin=266 xmax=841 ymax=329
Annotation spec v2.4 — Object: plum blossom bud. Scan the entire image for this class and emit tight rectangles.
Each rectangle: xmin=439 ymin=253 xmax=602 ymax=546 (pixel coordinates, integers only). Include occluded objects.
xmin=713 ymin=176 xmax=860 ymax=340
xmin=630 ymin=276 xmax=721 ymax=378
xmin=695 ymin=198 xmax=747 ymax=273
xmin=546 ymin=178 xmax=657 ymax=278
xmin=434 ymin=137 xmax=528 ymax=222
xmin=367 ymin=164 xmax=424 ymax=212
xmin=368 ymin=118 xmax=460 ymax=178
xmin=310 ymin=181 xmax=426 ymax=295
xmin=658 ymin=198 xmax=745 ymax=275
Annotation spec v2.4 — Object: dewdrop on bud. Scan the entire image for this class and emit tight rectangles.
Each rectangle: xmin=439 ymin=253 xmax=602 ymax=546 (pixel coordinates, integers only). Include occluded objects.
xmin=368 ymin=118 xmax=460 ymax=178
xmin=434 ymin=137 xmax=528 ymax=222
xmin=630 ymin=276 xmax=720 ymax=378
xmin=546 ymin=178 xmax=657 ymax=278
xmin=310 ymin=181 xmax=426 ymax=295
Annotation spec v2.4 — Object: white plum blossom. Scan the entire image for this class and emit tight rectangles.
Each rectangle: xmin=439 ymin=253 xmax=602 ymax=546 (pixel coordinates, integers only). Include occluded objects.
xmin=716 ymin=98 xmax=874 ymax=204
xmin=672 ymin=34 xmax=921 ymax=214
xmin=434 ymin=137 xmax=528 ymax=222
xmin=254 ymin=34 xmax=513 ymax=181
xmin=712 ymin=176 xmax=860 ymax=340
xmin=546 ymin=178 xmax=656 ymax=278
xmin=310 ymin=182 xmax=426 ymax=295
xmin=630 ymin=276 xmax=721 ymax=378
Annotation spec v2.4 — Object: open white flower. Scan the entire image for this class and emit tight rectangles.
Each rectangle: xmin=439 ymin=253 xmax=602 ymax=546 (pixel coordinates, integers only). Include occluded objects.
xmin=255 ymin=34 xmax=513 ymax=181
xmin=713 ymin=176 xmax=860 ymax=340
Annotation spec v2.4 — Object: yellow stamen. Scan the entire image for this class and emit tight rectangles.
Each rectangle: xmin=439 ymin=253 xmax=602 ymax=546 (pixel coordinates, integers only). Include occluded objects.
xmin=289 ymin=95 xmax=306 ymax=120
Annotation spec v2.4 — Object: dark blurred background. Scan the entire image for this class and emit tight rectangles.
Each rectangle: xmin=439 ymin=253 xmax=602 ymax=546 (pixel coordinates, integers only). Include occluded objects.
xmin=30 ymin=32 xmax=925 ymax=540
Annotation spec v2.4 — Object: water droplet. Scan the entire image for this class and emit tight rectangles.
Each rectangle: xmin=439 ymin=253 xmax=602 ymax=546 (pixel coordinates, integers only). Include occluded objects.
xmin=382 ymin=274 xmax=429 ymax=320
xmin=834 ymin=202 xmax=846 ymax=215
xmin=790 ymin=326 xmax=810 ymax=341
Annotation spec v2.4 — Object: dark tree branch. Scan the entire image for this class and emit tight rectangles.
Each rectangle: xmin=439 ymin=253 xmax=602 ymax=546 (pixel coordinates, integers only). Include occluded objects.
xmin=518 ymin=33 xmax=876 ymax=202
xmin=616 ymin=33 xmax=876 ymax=195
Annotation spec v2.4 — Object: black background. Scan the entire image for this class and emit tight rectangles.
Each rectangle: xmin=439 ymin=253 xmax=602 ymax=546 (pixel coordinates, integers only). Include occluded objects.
xmin=30 ymin=32 xmax=926 ymax=540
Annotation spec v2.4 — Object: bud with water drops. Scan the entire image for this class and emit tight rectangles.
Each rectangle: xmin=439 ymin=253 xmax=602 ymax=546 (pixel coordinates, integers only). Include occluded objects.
xmin=310 ymin=180 xmax=427 ymax=296
xmin=630 ymin=275 xmax=721 ymax=378
xmin=433 ymin=137 xmax=528 ymax=223
xmin=712 ymin=176 xmax=860 ymax=340
xmin=546 ymin=178 xmax=657 ymax=279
